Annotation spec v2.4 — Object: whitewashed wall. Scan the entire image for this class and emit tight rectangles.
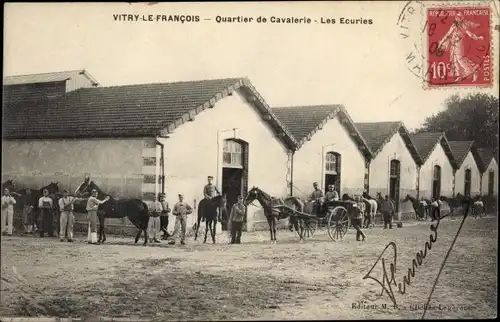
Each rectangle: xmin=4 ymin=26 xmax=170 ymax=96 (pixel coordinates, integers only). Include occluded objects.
xmin=292 ymin=117 xmax=366 ymax=198
xmin=1 ymin=138 xmax=144 ymax=198
xmin=158 ymin=89 xmax=290 ymax=231
xmin=419 ymin=143 xmax=454 ymax=198
xmin=481 ymin=159 xmax=498 ymax=196
xmin=454 ymin=152 xmax=481 ymax=196
xmin=369 ymin=132 xmax=418 ymax=213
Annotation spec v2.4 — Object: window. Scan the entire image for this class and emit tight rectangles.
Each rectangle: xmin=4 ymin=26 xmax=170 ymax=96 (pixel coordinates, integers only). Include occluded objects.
xmin=325 ymin=152 xmax=340 ymax=174
xmin=390 ymin=160 xmax=401 ymax=177
xmin=433 ymin=165 xmax=441 ymax=180
xmin=488 ymin=170 xmax=495 ymax=196
xmin=223 ymin=140 xmax=243 ymax=168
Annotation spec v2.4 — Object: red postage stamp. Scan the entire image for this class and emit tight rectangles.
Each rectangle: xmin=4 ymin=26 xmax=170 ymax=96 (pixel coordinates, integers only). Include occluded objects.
xmin=426 ymin=6 xmax=492 ymax=88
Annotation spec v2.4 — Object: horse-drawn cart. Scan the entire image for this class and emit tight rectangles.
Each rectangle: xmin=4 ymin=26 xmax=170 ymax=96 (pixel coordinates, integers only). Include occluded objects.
xmin=273 ymin=199 xmax=357 ymax=241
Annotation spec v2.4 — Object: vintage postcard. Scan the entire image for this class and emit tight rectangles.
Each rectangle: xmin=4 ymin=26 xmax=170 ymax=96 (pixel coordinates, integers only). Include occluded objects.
xmin=2 ymin=1 xmax=499 ymax=321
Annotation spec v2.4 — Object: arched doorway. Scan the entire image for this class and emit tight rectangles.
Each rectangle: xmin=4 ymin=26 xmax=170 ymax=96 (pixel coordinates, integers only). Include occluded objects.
xmin=324 ymin=152 xmax=341 ymax=194
xmin=389 ymin=159 xmax=400 ymax=213
xmin=488 ymin=170 xmax=495 ymax=196
xmin=221 ymin=139 xmax=249 ymax=229
xmin=464 ymin=169 xmax=471 ymax=197
xmin=432 ymin=165 xmax=441 ymax=199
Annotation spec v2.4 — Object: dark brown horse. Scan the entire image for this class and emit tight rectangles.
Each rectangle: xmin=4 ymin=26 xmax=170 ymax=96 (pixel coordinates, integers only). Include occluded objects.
xmin=404 ymin=194 xmax=428 ymax=221
xmin=194 ymin=194 xmax=227 ymax=244
xmin=75 ymin=180 xmax=150 ymax=245
xmin=244 ymin=186 xmax=306 ymax=243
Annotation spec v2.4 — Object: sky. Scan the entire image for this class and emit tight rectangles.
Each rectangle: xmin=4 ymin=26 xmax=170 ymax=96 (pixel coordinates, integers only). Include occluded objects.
xmin=4 ymin=1 xmax=499 ymax=131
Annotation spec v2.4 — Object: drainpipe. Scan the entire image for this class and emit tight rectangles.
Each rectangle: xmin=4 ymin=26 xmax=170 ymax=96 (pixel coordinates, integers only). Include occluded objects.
xmin=416 ymin=165 xmax=421 ymax=199
xmin=452 ymin=169 xmax=456 ymax=197
xmin=290 ymin=150 xmax=295 ymax=196
xmin=155 ymin=137 xmax=166 ymax=195
xmin=365 ymin=159 xmax=371 ymax=194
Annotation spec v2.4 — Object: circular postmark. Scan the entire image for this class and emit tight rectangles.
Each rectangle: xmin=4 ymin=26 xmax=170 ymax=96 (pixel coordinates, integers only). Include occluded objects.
xmin=397 ymin=0 xmax=493 ymax=88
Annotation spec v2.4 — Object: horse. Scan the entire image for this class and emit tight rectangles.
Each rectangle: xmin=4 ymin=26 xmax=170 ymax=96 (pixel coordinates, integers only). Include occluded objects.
xmin=440 ymin=194 xmax=466 ymax=219
xmin=75 ymin=180 xmax=150 ymax=245
xmin=361 ymin=192 xmax=378 ymax=228
xmin=194 ymin=194 xmax=227 ymax=244
xmin=244 ymin=186 xmax=306 ymax=243
xmin=404 ymin=194 xmax=428 ymax=221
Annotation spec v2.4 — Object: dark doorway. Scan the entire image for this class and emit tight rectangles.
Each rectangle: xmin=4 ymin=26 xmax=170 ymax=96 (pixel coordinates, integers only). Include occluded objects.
xmin=222 ymin=167 xmax=243 ymax=216
xmin=389 ymin=159 xmax=400 ymax=212
xmin=488 ymin=170 xmax=494 ymax=196
xmin=324 ymin=152 xmax=341 ymax=194
xmin=432 ymin=165 xmax=441 ymax=200
xmin=464 ymin=169 xmax=472 ymax=197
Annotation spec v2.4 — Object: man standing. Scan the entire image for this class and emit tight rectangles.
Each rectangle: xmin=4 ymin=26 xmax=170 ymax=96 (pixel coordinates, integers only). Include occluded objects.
xmin=203 ymin=176 xmax=220 ymax=200
xmin=148 ymin=195 xmax=162 ymax=243
xmin=86 ymin=189 xmax=109 ymax=244
xmin=351 ymin=201 xmax=366 ymax=241
xmin=169 ymin=194 xmax=193 ymax=245
xmin=159 ymin=193 xmax=171 ymax=240
xmin=380 ymin=195 xmax=395 ymax=229
xmin=229 ymin=194 xmax=246 ymax=244
xmin=309 ymin=182 xmax=324 ymax=215
xmin=1 ymin=188 xmax=16 ymax=236
xmin=38 ymin=189 xmax=55 ymax=237
xmin=58 ymin=189 xmax=76 ymax=242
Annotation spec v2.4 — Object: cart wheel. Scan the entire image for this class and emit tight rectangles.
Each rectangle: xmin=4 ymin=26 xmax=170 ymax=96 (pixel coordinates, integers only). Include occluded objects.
xmin=328 ymin=206 xmax=349 ymax=241
xmin=304 ymin=219 xmax=316 ymax=237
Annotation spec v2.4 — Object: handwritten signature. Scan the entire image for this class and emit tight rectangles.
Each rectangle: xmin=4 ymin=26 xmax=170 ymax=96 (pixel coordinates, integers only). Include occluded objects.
xmin=363 ymin=202 xmax=470 ymax=318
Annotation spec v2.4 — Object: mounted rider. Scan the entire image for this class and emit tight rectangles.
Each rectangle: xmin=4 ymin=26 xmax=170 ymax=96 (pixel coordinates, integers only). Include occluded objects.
xmin=309 ymin=182 xmax=324 ymax=215
xmin=203 ymin=176 xmax=220 ymax=200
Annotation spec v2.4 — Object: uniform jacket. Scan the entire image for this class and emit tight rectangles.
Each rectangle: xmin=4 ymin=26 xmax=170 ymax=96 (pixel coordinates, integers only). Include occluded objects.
xmin=173 ymin=202 xmax=193 ymax=216
xmin=203 ymin=184 xmax=220 ymax=199
xmin=229 ymin=203 xmax=246 ymax=222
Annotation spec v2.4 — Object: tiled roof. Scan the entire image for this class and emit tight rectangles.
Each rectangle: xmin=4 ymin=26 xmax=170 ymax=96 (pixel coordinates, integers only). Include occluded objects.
xmin=477 ymin=148 xmax=496 ymax=170
xmin=3 ymin=77 xmax=297 ymax=149
xmin=410 ymin=132 xmax=457 ymax=168
xmin=271 ymin=105 xmax=372 ymax=158
xmin=448 ymin=141 xmax=484 ymax=170
xmin=355 ymin=121 xmax=422 ymax=164
xmin=3 ymin=69 xmax=100 ymax=86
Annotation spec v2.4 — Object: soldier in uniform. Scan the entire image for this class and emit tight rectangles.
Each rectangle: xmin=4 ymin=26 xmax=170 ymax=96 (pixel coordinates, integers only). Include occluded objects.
xmin=309 ymin=182 xmax=324 ymax=215
xmin=351 ymin=200 xmax=366 ymax=241
xmin=38 ymin=189 xmax=54 ymax=237
xmin=159 ymin=193 xmax=171 ymax=240
xmin=1 ymin=188 xmax=16 ymax=236
xmin=229 ymin=194 xmax=246 ymax=244
xmin=58 ymin=189 xmax=76 ymax=242
xmin=169 ymin=194 xmax=193 ymax=245
xmin=324 ymin=184 xmax=339 ymax=202
xmin=203 ymin=176 xmax=220 ymax=200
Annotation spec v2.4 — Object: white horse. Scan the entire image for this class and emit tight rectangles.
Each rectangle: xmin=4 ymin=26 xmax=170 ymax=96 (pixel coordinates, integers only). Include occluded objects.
xmin=361 ymin=196 xmax=378 ymax=228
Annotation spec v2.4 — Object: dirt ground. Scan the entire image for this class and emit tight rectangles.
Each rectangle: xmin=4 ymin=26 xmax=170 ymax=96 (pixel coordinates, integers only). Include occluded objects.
xmin=1 ymin=215 xmax=497 ymax=320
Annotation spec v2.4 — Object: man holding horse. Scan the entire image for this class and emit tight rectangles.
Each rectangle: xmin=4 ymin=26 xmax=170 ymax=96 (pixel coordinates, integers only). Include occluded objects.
xmin=38 ymin=189 xmax=55 ymax=237
xmin=148 ymin=194 xmax=163 ymax=243
xmin=1 ymin=188 xmax=16 ymax=236
xmin=58 ymin=189 xmax=76 ymax=242
xmin=203 ymin=176 xmax=220 ymax=200
xmin=86 ymin=189 xmax=110 ymax=244
xmin=159 ymin=193 xmax=171 ymax=240
xmin=229 ymin=194 xmax=246 ymax=244
xmin=169 ymin=194 xmax=193 ymax=245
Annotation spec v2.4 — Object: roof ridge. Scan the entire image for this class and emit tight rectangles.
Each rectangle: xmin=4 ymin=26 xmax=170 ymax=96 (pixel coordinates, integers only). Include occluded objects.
xmin=354 ymin=121 xmax=403 ymax=125
xmin=85 ymin=77 xmax=246 ymax=90
xmin=272 ymin=104 xmax=342 ymax=109
xmin=4 ymin=69 xmax=85 ymax=78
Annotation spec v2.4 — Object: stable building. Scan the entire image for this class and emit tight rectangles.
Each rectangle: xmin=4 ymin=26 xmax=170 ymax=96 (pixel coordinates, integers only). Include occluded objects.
xmin=448 ymin=141 xmax=483 ymax=197
xmin=3 ymin=75 xmax=297 ymax=232
xmin=3 ymin=69 xmax=100 ymax=103
xmin=410 ymin=132 xmax=457 ymax=199
xmin=272 ymin=105 xmax=372 ymax=198
xmin=354 ymin=122 xmax=422 ymax=215
xmin=477 ymin=148 xmax=498 ymax=196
